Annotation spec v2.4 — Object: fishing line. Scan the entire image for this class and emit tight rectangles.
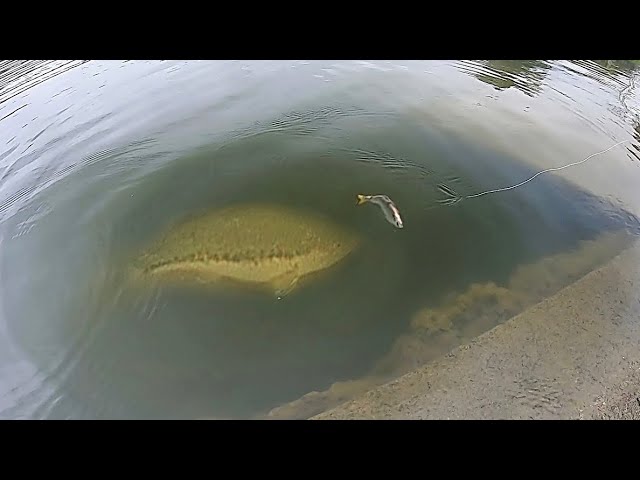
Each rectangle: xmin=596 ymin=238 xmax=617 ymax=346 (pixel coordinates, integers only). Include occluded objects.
xmin=441 ymin=67 xmax=639 ymax=205
xmin=438 ymin=139 xmax=632 ymax=205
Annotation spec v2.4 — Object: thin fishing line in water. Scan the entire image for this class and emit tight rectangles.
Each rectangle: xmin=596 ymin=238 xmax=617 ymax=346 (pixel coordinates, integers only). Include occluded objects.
xmin=437 ymin=139 xmax=632 ymax=205
xmin=355 ymin=139 xmax=631 ymax=229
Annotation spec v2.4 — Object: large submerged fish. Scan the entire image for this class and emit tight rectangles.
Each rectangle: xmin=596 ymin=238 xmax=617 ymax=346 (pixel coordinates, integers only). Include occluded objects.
xmin=127 ymin=203 xmax=360 ymax=298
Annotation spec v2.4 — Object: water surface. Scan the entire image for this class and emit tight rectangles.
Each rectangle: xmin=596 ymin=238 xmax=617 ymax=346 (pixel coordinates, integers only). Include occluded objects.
xmin=1 ymin=60 xmax=639 ymax=419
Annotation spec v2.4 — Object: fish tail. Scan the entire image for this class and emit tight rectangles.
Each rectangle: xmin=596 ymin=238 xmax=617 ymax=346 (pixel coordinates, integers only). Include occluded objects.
xmin=356 ymin=194 xmax=368 ymax=205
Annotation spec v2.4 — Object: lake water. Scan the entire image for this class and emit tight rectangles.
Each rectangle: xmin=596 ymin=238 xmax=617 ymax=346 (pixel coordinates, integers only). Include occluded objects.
xmin=0 ymin=60 xmax=639 ymax=419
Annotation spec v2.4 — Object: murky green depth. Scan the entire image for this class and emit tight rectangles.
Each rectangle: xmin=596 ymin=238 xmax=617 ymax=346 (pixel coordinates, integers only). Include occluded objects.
xmin=0 ymin=60 xmax=638 ymax=419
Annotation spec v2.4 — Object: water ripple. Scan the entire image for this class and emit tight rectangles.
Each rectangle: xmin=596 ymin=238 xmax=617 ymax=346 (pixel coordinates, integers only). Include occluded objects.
xmin=456 ymin=60 xmax=553 ymax=98
xmin=0 ymin=61 xmax=87 ymax=105
xmin=1 ymin=60 xmax=639 ymax=419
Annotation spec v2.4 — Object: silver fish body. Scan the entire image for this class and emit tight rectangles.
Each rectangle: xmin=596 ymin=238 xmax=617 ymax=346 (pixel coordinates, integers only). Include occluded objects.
xmin=356 ymin=194 xmax=404 ymax=228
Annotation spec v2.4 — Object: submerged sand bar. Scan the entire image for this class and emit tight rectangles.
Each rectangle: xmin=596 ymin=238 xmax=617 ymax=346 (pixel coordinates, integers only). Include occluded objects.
xmin=313 ymin=238 xmax=640 ymax=420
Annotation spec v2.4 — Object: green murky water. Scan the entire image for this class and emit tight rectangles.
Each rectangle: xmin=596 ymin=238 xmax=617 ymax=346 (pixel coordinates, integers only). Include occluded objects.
xmin=0 ymin=60 xmax=639 ymax=419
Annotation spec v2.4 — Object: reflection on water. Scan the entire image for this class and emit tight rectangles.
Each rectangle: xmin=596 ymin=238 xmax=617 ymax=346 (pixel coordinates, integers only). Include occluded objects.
xmin=0 ymin=60 xmax=639 ymax=419
xmin=632 ymin=121 xmax=640 ymax=162
xmin=457 ymin=60 xmax=552 ymax=97
xmin=0 ymin=61 xmax=87 ymax=104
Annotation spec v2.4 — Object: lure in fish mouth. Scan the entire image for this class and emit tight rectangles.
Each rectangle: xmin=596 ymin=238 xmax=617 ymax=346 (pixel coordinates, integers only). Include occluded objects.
xmin=356 ymin=194 xmax=404 ymax=228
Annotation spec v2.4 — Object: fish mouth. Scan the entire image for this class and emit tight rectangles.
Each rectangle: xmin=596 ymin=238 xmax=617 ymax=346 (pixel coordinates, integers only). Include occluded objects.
xmin=356 ymin=194 xmax=367 ymax=205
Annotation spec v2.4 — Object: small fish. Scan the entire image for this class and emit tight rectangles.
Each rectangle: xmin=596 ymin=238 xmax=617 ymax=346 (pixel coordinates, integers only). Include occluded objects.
xmin=356 ymin=194 xmax=404 ymax=228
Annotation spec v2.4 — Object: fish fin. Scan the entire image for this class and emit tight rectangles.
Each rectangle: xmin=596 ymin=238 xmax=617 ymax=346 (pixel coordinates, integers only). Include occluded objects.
xmin=356 ymin=194 xmax=368 ymax=205
xmin=271 ymin=270 xmax=300 ymax=300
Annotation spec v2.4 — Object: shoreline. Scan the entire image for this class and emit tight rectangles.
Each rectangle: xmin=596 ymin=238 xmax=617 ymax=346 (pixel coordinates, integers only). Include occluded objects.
xmin=312 ymin=238 xmax=640 ymax=420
